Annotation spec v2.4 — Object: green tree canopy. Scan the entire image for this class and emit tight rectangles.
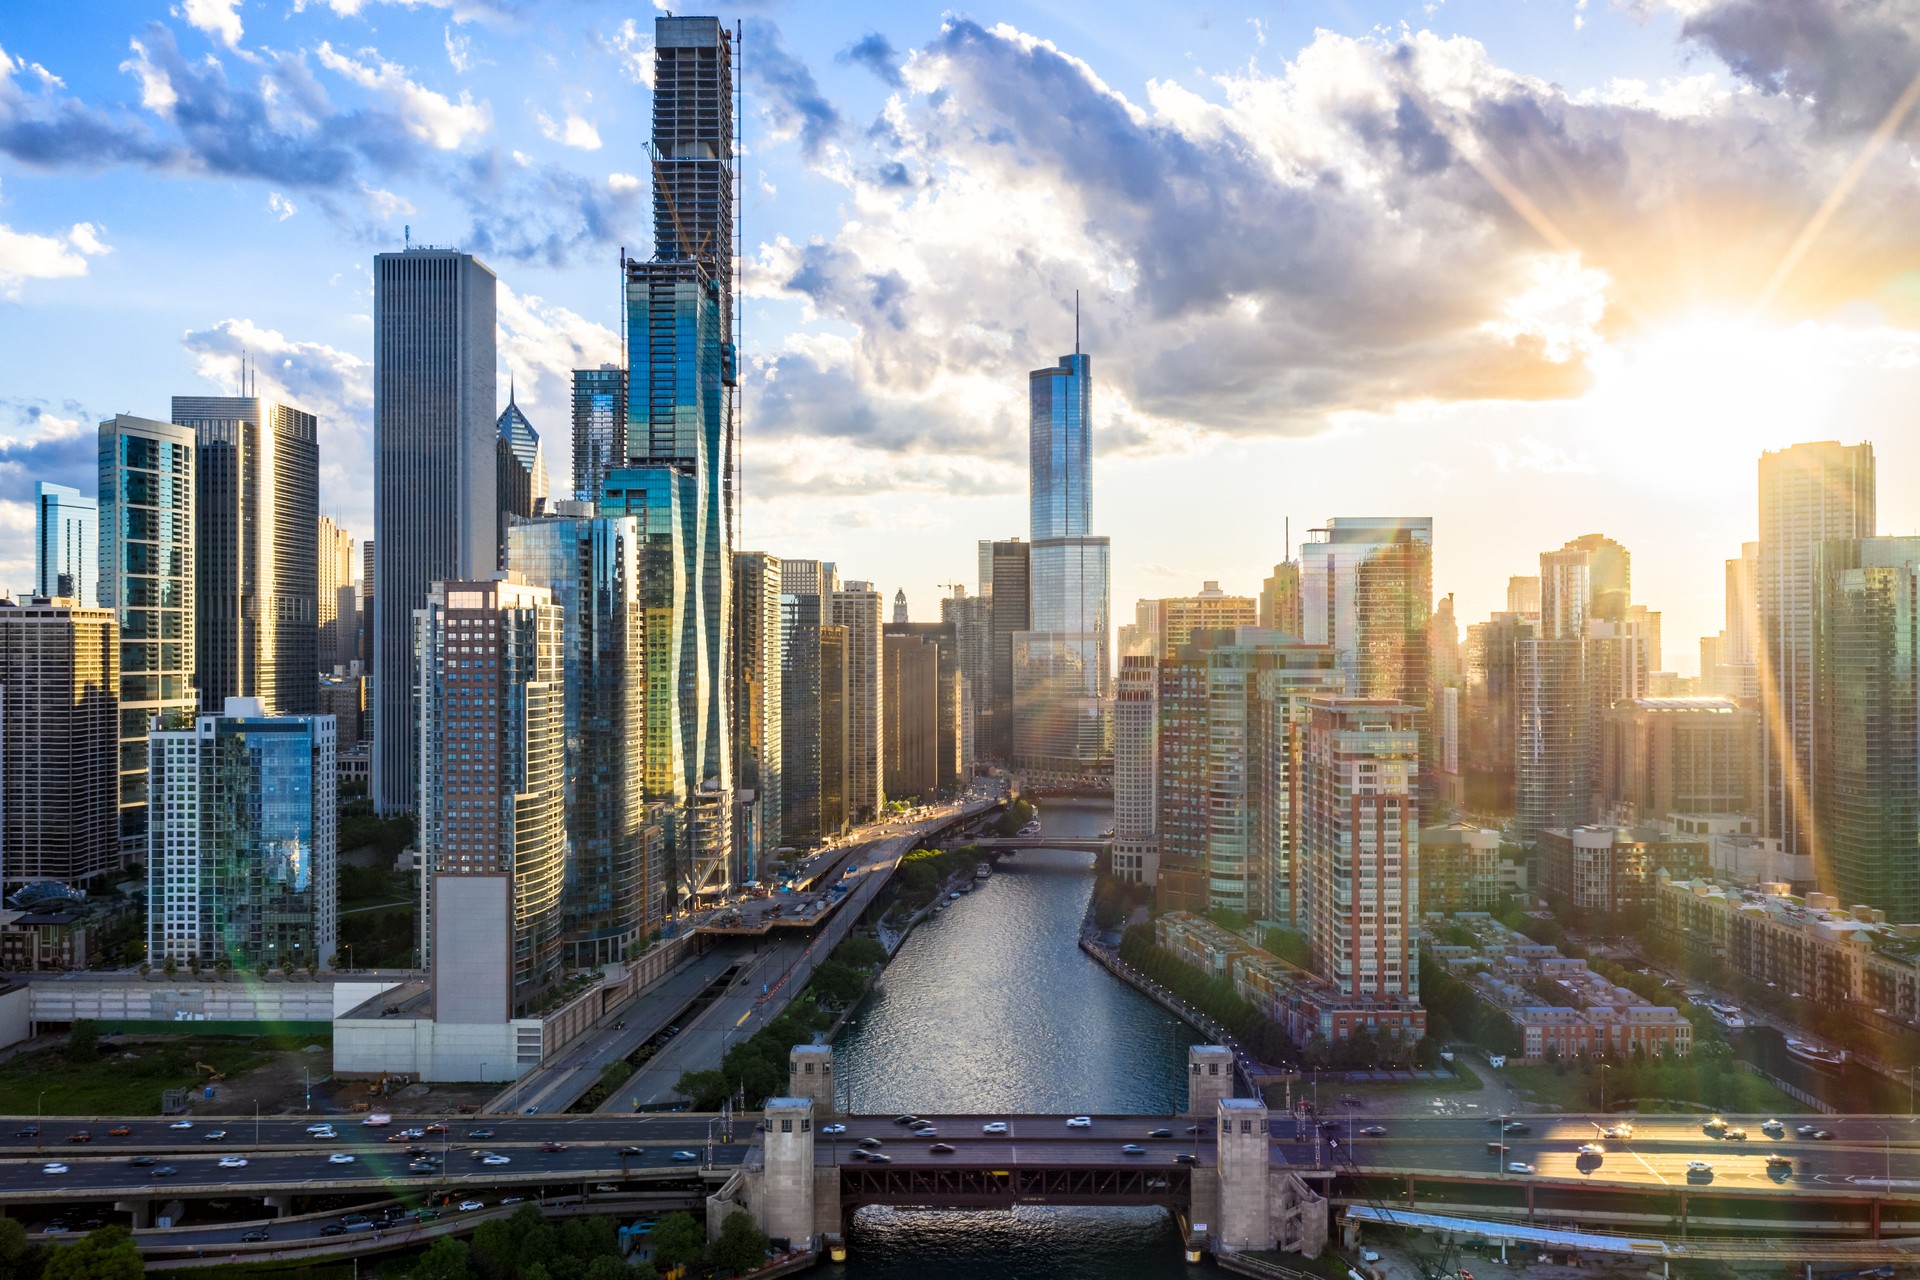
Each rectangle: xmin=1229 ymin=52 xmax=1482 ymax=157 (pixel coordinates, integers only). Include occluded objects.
xmin=648 ymin=1212 xmax=707 ymax=1271
xmin=40 ymin=1227 xmax=141 ymax=1280
xmin=712 ymin=1210 xmax=769 ymax=1275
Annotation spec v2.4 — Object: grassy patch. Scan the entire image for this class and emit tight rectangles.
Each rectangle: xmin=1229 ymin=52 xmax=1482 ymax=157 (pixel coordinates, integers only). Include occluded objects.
xmin=0 ymin=1034 xmax=318 ymax=1117
xmin=1497 ymin=1061 xmax=1806 ymax=1116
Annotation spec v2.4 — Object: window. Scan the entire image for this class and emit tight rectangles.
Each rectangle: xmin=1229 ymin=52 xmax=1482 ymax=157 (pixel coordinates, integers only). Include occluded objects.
xmin=780 ymin=1118 xmax=792 ymax=1133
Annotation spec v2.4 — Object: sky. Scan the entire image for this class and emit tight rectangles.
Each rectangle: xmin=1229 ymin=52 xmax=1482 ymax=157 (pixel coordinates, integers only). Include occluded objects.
xmin=4 ymin=0 xmax=1920 ymax=673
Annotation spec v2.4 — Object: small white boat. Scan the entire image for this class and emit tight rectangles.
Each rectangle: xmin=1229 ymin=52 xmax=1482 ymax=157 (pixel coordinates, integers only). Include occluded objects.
xmin=975 ymin=862 xmax=992 ymax=880
xmin=1785 ymin=1038 xmax=1849 ymax=1067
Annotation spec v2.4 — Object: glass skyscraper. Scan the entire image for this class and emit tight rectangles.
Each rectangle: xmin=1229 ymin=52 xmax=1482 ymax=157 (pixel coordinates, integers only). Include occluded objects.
xmin=571 ymin=364 xmax=627 ymax=505
xmin=1013 ymin=350 xmax=1111 ymax=778
xmin=34 ymin=481 xmax=97 ymax=606
xmin=99 ymin=413 xmax=197 ymax=854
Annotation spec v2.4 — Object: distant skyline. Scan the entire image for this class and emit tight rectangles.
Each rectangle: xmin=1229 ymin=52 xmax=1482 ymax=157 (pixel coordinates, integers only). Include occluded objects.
xmin=5 ymin=1 xmax=1920 ymax=669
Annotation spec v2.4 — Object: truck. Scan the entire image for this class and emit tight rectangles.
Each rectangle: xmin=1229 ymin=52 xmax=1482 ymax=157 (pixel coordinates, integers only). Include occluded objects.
xmin=362 ymin=1113 xmax=392 ymax=1127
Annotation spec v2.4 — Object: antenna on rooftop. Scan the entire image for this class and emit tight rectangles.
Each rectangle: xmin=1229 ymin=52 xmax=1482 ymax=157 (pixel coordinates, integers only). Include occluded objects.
xmin=1074 ymin=289 xmax=1081 ymax=355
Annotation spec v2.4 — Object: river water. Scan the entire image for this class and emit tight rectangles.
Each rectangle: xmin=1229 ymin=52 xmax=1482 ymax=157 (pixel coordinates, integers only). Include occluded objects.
xmin=829 ymin=799 xmax=1207 ymax=1279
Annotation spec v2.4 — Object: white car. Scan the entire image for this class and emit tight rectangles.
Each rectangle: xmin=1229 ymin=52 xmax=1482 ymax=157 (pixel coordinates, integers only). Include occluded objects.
xmin=458 ymin=1200 xmax=484 ymax=1212
xmin=1601 ymin=1124 xmax=1632 ymax=1140
xmin=821 ymin=1123 xmax=847 ymax=1135
xmin=1066 ymin=1117 xmax=1092 ymax=1129
xmin=1576 ymin=1144 xmax=1603 ymax=1157
xmin=169 ymin=1120 xmax=194 ymax=1130
xmin=483 ymin=1154 xmax=512 ymax=1166
xmin=982 ymin=1122 xmax=1009 ymax=1134
xmin=309 ymin=1128 xmax=337 ymax=1140
xmin=1687 ymin=1160 xmax=1713 ymax=1177
xmin=41 ymin=1162 xmax=68 ymax=1175
xmin=305 ymin=1122 xmax=335 ymax=1133
xmin=329 ymin=1153 xmax=356 ymax=1164
xmin=1761 ymin=1119 xmax=1785 ymax=1134
xmin=1507 ymin=1161 xmax=1536 ymax=1174
xmin=218 ymin=1156 xmax=249 ymax=1168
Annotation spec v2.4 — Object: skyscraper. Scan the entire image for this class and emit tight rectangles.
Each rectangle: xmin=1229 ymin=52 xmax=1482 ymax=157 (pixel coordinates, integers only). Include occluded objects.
xmin=147 ymin=697 xmax=337 ymax=971
xmin=497 ymin=386 xmax=548 ymax=514
xmin=884 ymin=621 xmax=961 ymax=798
xmin=1259 ymin=561 xmax=1302 ymax=636
xmin=819 ymin=622 xmax=851 ymax=835
xmin=509 ymin=512 xmax=665 ymax=965
xmin=34 ymin=481 xmax=97 ymax=606
xmin=372 ymin=248 xmax=498 ymax=814
xmin=940 ymin=585 xmax=991 ymax=772
xmin=1142 ymin=583 xmax=1259 ymax=659
xmin=618 ymin=15 xmax=739 ymax=898
xmin=779 ymin=576 xmax=832 ymax=845
xmin=419 ymin=577 xmax=565 ymax=1019
xmin=175 ymin=394 xmax=319 ymax=716
xmin=571 ymin=364 xmax=627 ymax=505
xmin=984 ymin=539 xmax=1030 ymax=761
xmin=317 ymin=516 xmax=356 ymax=673
xmin=831 ymin=581 xmax=885 ymax=820
xmin=1015 ymin=348 xmax=1111 ymax=779
xmin=892 ymin=588 xmax=908 ymax=624
xmin=1813 ymin=536 xmax=1920 ymax=921
xmin=1759 ymin=441 xmax=1875 ymax=858
xmin=0 ymin=597 xmax=118 ymax=888
xmin=496 ymin=391 xmax=542 ymax=567
xmin=734 ymin=551 xmax=783 ymax=886
xmin=1464 ymin=611 xmax=1532 ymax=814
xmin=99 ymin=413 xmax=197 ymax=852
xmin=1112 ymin=655 xmax=1159 ymax=886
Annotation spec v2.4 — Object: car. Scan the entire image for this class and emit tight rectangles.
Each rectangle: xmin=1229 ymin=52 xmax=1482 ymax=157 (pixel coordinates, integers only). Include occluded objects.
xmin=413 ymin=1209 xmax=441 ymax=1222
xmin=912 ymin=1126 xmax=939 ymax=1137
xmin=128 ymin=1155 xmax=159 ymax=1166
xmin=858 ymin=1137 xmax=884 ymax=1149
xmin=1601 ymin=1124 xmax=1632 ymax=1140
xmin=867 ymin=1152 xmax=892 ymax=1164
xmin=151 ymin=1166 xmax=178 ymax=1178
xmin=500 ymin=1197 xmax=524 ymax=1206
xmin=1174 ymin=1152 xmax=1198 ymax=1164
xmin=329 ymin=1153 xmax=356 ymax=1164
xmin=320 ymin=1224 xmax=346 ymax=1237
xmin=1487 ymin=1142 xmax=1510 ymax=1155
xmin=1686 ymin=1161 xmax=1713 ymax=1179
xmin=671 ymin=1150 xmax=699 ymax=1162
xmin=341 ymin=1214 xmax=373 ymax=1226
xmin=848 ymin=1148 xmax=869 ymax=1161
xmin=1184 ymin=1124 xmax=1207 ymax=1134
xmin=386 ymin=1133 xmax=413 ymax=1144
xmin=1360 ymin=1126 xmax=1388 ymax=1137
xmin=425 ymin=1123 xmax=448 ymax=1134
xmin=619 ymin=1146 xmax=646 ymax=1156
xmin=218 ymin=1156 xmax=249 ymax=1168
xmin=822 ymin=1124 xmax=847 ymax=1135
xmin=1066 ymin=1116 xmax=1092 ymax=1128
xmin=484 ymin=1154 xmax=512 ymax=1166
xmin=103 ymin=1126 xmax=128 ymax=1138
xmin=1577 ymin=1143 xmax=1603 ymax=1157
xmin=306 ymin=1122 xmax=335 ymax=1133
xmin=204 ymin=1130 xmax=228 ymax=1142
xmin=892 ymin=1115 xmax=919 ymax=1126
xmin=541 ymin=1141 xmax=568 ymax=1153
xmin=409 ymin=1160 xmax=436 ymax=1173
xmin=467 ymin=1128 xmax=495 ymax=1139
xmin=981 ymin=1122 xmax=1009 ymax=1134
xmin=308 ymin=1128 xmax=337 ymax=1140
xmin=929 ymin=1142 xmax=956 ymax=1153
xmin=459 ymin=1200 xmax=485 ymax=1212
xmin=362 ymin=1114 xmax=391 ymax=1127
xmin=41 ymin=1163 xmax=68 ymax=1174
xmin=241 ymin=1229 xmax=270 ymax=1243
xmin=1703 ymin=1116 xmax=1728 ymax=1133
xmin=1147 ymin=1128 xmax=1172 ymax=1138
xmin=1502 ymin=1121 xmax=1531 ymax=1134
xmin=66 ymin=1131 xmax=91 ymax=1143
xmin=400 ymin=1127 xmax=426 ymax=1140
xmin=14 ymin=1125 xmax=39 ymax=1138
xmin=1724 ymin=1127 xmax=1748 ymax=1141
xmin=406 ymin=1146 xmax=429 ymax=1156
xmin=594 ymin=1184 xmax=620 ymax=1193
xmin=1767 ymin=1154 xmax=1793 ymax=1168
xmin=1814 ymin=1129 xmax=1835 ymax=1140
xmin=1797 ymin=1124 xmax=1820 ymax=1136
xmin=169 ymin=1120 xmax=193 ymax=1130
xmin=1121 ymin=1144 xmax=1146 ymax=1155
xmin=1507 ymin=1161 xmax=1536 ymax=1174
xmin=1761 ymin=1119 xmax=1785 ymax=1134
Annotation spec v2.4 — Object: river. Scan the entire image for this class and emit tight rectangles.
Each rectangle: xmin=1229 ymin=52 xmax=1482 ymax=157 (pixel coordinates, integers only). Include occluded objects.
xmin=828 ymin=799 xmax=1207 ymax=1279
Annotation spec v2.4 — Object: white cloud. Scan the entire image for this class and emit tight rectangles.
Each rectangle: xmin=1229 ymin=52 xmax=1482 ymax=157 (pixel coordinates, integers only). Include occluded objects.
xmin=315 ymin=41 xmax=490 ymax=149
xmin=444 ymin=27 xmax=477 ymax=74
xmin=610 ymin=19 xmax=654 ymax=89
xmin=268 ymin=192 xmax=298 ymax=221
xmin=175 ymin=0 xmax=244 ymax=50
xmin=360 ymin=184 xmax=414 ymax=220
xmin=607 ymin=172 xmax=641 ymax=193
xmin=119 ymin=38 xmax=178 ymax=115
xmin=536 ymin=109 xmax=602 ymax=151
xmin=0 ymin=220 xmax=111 ymax=296
xmin=495 ymin=286 xmax=620 ymax=496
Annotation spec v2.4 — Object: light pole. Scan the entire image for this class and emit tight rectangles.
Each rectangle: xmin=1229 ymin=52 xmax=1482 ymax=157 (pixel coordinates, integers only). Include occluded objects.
xmin=36 ymin=1090 xmax=45 ymax=1153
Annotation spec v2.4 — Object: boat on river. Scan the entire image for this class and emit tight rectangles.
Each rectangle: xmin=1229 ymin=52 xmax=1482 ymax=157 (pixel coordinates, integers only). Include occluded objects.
xmin=975 ymin=862 xmax=992 ymax=880
xmin=1785 ymin=1037 xmax=1849 ymax=1067
xmin=1705 ymin=1001 xmax=1748 ymax=1030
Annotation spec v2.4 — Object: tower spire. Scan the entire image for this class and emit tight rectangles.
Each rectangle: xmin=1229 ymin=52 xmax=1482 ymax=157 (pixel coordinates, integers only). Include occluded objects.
xmin=1074 ymin=289 xmax=1080 ymax=355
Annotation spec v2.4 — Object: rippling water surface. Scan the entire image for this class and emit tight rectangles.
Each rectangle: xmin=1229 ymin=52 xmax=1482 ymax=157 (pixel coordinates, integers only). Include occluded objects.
xmin=829 ymin=800 xmax=1205 ymax=1279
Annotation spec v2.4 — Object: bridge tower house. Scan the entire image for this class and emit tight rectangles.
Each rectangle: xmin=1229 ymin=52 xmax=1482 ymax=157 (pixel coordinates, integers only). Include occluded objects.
xmin=1187 ymin=1045 xmax=1234 ymax=1114
xmin=1216 ymin=1096 xmax=1274 ymax=1253
xmin=759 ymin=1097 xmax=817 ymax=1249
xmin=789 ymin=1044 xmax=836 ymax=1115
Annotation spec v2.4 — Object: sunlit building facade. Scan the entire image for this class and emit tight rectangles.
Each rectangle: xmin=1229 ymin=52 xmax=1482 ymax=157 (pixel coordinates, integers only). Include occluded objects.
xmin=34 ymin=481 xmax=97 ymax=607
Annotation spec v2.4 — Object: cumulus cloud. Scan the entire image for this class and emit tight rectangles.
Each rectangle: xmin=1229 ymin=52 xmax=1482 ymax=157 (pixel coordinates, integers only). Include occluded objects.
xmin=747 ymin=19 xmax=841 ymax=158
xmin=0 ymin=219 xmax=111 ymax=295
xmin=730 ymin=15 xmax=1920 ymax=501
xmin=314 ymin=41 xmax=490 ymax=149
xmin=268 ymin=191 xmax=297 ymax=220
xmin=536 ymin=109 xmax=601 ymax=151
xmin=1671 ymin=0 xmax=1920 ymax=136
xmin=607 ymin=19 xmax=654 ymax=88
xmin=839 ymin=33 xmax=904 ymax=88
xmin=175 ymin=0 xmax=244 ymax=51
xmin=0 ymin=402 xmax=96 ymax=503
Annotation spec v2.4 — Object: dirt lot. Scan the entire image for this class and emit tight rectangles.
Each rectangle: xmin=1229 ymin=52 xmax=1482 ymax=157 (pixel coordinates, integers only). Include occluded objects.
xmin=184 ymin=1044 xmax=501 ymax=1119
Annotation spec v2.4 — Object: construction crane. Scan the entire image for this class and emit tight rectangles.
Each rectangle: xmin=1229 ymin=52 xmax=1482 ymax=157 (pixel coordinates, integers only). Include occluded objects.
xmin=938 ymin=582 xmax=967 ymax=598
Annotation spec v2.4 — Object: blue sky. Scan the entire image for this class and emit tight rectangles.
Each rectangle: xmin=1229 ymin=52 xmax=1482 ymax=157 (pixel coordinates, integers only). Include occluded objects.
xmin=4 ymin=0 xmax=1920 ymax=668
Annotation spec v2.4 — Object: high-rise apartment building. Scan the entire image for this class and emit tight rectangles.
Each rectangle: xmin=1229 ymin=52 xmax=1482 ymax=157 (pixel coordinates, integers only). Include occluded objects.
xmin=734 ymin=551 xmax=783 ymax=885
xmin=1464 ymin=612 xmax=1532 ymax=814
xmin=940 ymin=585 xmax=991 ymax=772
xmin=360 ymin=539 xmax=375 ymax=668
xmin=1759 ymin=441 xmax=1875 ymax=859
xmin=147 ymin=697 xmax=336 ymax=970
xmin=985 ymin=539 xmax=1030 ymax=761
xmin=1301 ymin=519 xmax=1432 ymax=705
xmin=831 ymin=581 xmax=885 ymax=820
xmin=0 ymin=597 xmax=119 ymax=887
xmin=1813 ymin=536 xmax=1920 ymax=922
xmin=174 ymin=395 xmax=319 ymax=717
xmin=571 ymin=364 xmax=628 ymax=505
xmin=1602 ymin=696 xmax=1758 ymax=824
xmin=1259 ymin=561 xmax=1303 ymax=637
xmin=99 ymin=413 xmax=198 ymax=852
xmin=509 ymin=512 xmax=665 ymax=965
xmin=884 ymin=621 xmax=961 ymax=798
xmin=1506 ymin=575 xmax=1542 ymax=618
xmin=1560 ymin=533 xmax=1630 ymax=622
xmin=1707 ymin=541 xmax=1762 ymax=699
xmin=318 ymin=516 xmax=356 ymax=673
xmin=1016 ymin=348 xmax=1111 ymax=779
xmin=419 ymin=577 xmax=565 ymax=1019
xmin=34 ymin=481 xmax=97 ymax=606
xmin=819 ymin=623 xmax=851 ymax=834
xmin=372 ymin=248 xmax=498 ymax=814
xmin=1136 ymin=584 xmax=1259 ymax=660
xmin=1112 ymin=655 xmax=1159 ymax=885
xmin=1299 ymin=697 xmax=1421 ymax=1015
xmin=778 ymin=560 xmax=839 ymax=845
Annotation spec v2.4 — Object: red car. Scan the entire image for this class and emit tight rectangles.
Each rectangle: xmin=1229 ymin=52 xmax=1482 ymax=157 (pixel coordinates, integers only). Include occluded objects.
xmin=541 ymin=1141 xmax=568 ymax=1153
xmin=425 ymin=1123 xmax=448 ymax=1134
xmin=107 ymin=1127 xmax=131 ymax=1138
xmin=66 ymin=1131 xmax=92 ymax=1144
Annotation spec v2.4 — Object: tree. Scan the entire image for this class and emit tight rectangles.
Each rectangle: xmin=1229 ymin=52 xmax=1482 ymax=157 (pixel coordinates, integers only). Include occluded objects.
xmin=648 ymin=1212 xmax=707 ymax=1271
xmin=41 ymin=1227 xmax=141 ymax=1280
xmin=410 ymin=1235 xmax=474 ymax=1280
xmin=712 ymin=1210 xmax=769 ymax=1275
xmin=586 ymin=1257 xmax=631 ymax=1280
xmin=808 ymin=960 xmax=866 ymax=1008
xmin=0 ymin=1218 xmax=45 ymax=1280
xmin=835 ymin=935 xmax=886 ymax=969
xmin=66 ymin=1019 xmax=98 ymax=1064
xmin=674 ymin=1068 xmax=729 ymax=1110
xmin=163 ymin=955 xmax=178 ymax=977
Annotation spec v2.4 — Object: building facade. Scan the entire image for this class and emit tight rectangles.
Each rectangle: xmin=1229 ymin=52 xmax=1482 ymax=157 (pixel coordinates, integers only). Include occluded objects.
xmin=317 ymin=515 xmax=356 ymax=674
xmin=0 ymin=598 xmax=119 ymax=888
xmin=1602 ymin=696 xmax=1758 ymax=824
xmin=884 ymin=621 xmax=961 ymax=797
xmin=1112 ymin=654 xmax=1159 ymax=885
xmin=570 ymin=364 xmax=628 ymax=506
xmin=372 ymin=248 xmax=499 ymax=814
xmin=984 ymin=539 xmax=1030 ymax=761
xmin=34 ymin=481 xmax=97 ymax=606
xmin=882 ymin=630 xmax=940 ymax=801
xmin=147 ymin=697 xmax=337 ymax=970
xmin=734 ymin=551 xmax=783 ymax=885
xmin=830 ymin=582 xmax=884 ymax=820
xmin=99 ymin=413 xmax=198 ymax=853
xmin=1538 ymin=825 xmax=1708 ymax=911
